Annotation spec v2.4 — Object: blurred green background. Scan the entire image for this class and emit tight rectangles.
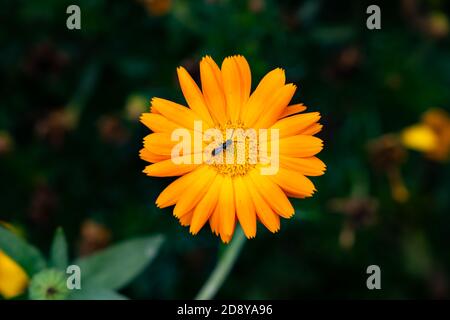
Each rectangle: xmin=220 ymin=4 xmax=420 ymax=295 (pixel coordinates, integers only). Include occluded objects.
xmin=1 ymin=0 xmax=450 ymax=299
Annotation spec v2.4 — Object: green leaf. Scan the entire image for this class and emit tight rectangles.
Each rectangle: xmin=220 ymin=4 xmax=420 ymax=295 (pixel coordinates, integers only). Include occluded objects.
xmin=50 ymin=227 xmax=68 ymax=270
xmin=74 ymin=235 xmax=164 ymax=290
xmin=68 ymin=288 xmax=128 ymax=300
xmin=0 ymin=226 xmax=46 ymax=276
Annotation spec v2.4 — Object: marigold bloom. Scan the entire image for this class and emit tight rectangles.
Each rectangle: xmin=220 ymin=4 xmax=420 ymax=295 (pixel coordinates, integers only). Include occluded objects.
xmin=140 ymin=55 xmax=325 ymax=242
xmin=401 ymin=108 xmax=450 ymax=162
xmin=0 ymin=250 xmax=29 ymax=299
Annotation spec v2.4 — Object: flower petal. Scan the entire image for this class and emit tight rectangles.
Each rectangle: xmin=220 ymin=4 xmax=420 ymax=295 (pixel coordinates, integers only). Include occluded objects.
xmin=156 ymin=165 xmax=210 ymax=208
xmin=220 ymin=228 xmax=234 ymax=243
xmin=279 ymin=135 xmax=323 ymax=157
xmin=278 ymin=103 xmax=307 ymax=119
xmin=234 ymin=55 xmax=251 ymax=118
xmin=200 ymin=56 xmax=227 ymax=125
xmin=242 ymin=68 xmax=285 ymax=126
xmin=209 ymin=203 xmax=220 ymax=236
xmin=139 ymin=148 xmax=169 ymax=163
xmin=177 ymin=67 xmax=214 ymax=127
xmin=219 ymin=175 xmax=236 ymax=238
xmin=233 ymin=176 xmax=256 ymax=238
xmin=253 ymin=84 xmax=297 ymax=129
xmin=173 ymin=166 xmax=217 ymax=218
xmin=299 ymin=123 xmax=323 ymax=135
xmin=144 ymin=131 xmax=205 ymax=156
xmin=151 ymin=97 xmax=207 ymax=131
xmin=271 ymin=112 xmax=321 ymax=138
xmin=190 ymin=174 xmax=224 ymax=234
xmin=140 ymin=113 xmax=181 ymax=133
xmin=270 ymin=167 xmax=316 ymax=198
xmin=143 ymin=133 xmax=177 ymax=155
xmin=179 ymin=211 xmax=193 ymax=226
xmin=248 ymin=170 xmax=294 ymax=219
xmin=221 ymin=56 xmax=244 ymax=123
xmin=244 ymin=176 xmax=280 ymax=233
xmin=280 ymin=156 xmax=326 ymax=176
xmin=143 ymin=155 xmax=199 ymax=177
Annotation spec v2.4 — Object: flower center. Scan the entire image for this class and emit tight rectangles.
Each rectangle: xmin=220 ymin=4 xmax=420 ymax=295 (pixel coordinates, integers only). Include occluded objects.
xmin=208 ymin=121 xmax=257 ymax=177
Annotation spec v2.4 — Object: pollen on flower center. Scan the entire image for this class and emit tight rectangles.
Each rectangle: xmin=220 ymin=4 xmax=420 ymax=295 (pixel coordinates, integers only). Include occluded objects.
xmin=208 ymin=122 xmax=257 ymax=177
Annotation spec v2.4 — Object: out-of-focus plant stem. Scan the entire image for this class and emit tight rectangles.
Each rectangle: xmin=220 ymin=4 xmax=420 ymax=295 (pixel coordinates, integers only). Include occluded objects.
xmin=195 ymin=227 xmax=246 ymax=300
xmin=68 ymin=62 xmax=101 ymax=125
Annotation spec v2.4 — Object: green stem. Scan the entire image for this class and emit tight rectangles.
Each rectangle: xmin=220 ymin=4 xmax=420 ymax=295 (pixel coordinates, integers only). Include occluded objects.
xmin=195 ymin=227 xmax=246 ymax=300
xmin=67 ymin=62 xmax=101 ymax=124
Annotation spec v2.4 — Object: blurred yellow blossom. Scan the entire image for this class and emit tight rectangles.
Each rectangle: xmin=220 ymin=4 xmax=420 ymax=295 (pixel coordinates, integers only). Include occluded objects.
xmin=426 ymin=12 xmax=449 ymax=39
xmin=126 ymin=95 xmax=148 ymax=121
xmin=0 ymin=251 xmax=29 ymax=299
xmin=401 ymin=124 xmax=438 ymax=153
xmin=0 ymin=221 xmax=29 ymax=299
xmin=401 ymin=108 xmax=450 ymax=162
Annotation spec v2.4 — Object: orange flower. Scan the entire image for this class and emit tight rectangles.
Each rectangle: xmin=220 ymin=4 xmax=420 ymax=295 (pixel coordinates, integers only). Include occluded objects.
xmin=401 ymin=108 xmax=450 ymax=162
xmin=140 ymin=55 xmax=325 ymax=242
xmin=139 ymin=0 xmax=172 ymax=16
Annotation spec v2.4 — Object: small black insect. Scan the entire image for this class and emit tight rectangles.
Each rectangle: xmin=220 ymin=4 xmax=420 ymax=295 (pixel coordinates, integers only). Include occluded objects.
xmin=211 ymin=129 xmax=235 ymax=156
xmin=211 ymin=139 xmax=233 ymax=156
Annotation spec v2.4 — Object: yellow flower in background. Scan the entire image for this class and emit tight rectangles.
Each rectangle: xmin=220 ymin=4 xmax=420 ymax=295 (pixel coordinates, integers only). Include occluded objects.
xmin=426 ymin=12 xmax=449 ymax=39
xmin=401 ymin=124 xmax=437 ymax=153
xmin=140 ymin=55 xmax=325 ymax=242
xmin=0 ymin=222 xmax=29 ymax=299
xmin=126 ymin=94 xmax=148 ymax=121
xmin=0 ymin=250 xmax=29 ymax=299
xmin=401 ymin=108 xmax=450 ymax=162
